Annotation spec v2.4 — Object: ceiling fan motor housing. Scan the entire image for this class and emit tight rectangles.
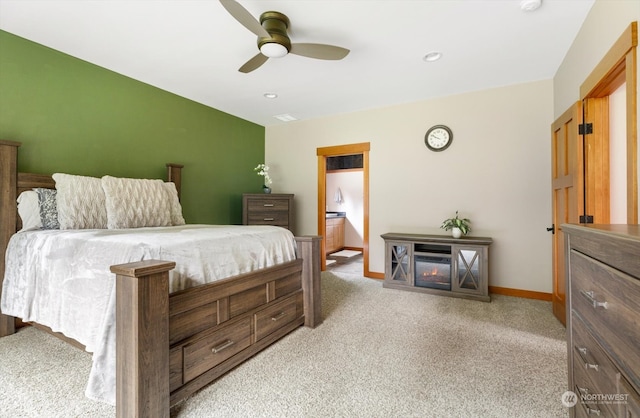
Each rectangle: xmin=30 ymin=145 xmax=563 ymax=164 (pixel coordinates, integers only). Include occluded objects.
xmin=258 ymin=11 xmax=291 ymax=53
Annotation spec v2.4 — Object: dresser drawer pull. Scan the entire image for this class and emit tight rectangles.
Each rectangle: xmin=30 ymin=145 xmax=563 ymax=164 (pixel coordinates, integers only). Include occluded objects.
xmin=263 ymin=218 xmax=275 ymax=221
xmin=584 ymin=362 xmax=599 ymax=372
xmin=585 ymin=407 xmax=601 ymax=416
xmin=271 ymin=311 xmax=287 ymax=321
xmin=580 ymin=290 xmax=608 ymax=309
xmin=211 ymin=339 xmax=235 ymax=354
xmin=263 ymin=204 xmax=275 ymax=207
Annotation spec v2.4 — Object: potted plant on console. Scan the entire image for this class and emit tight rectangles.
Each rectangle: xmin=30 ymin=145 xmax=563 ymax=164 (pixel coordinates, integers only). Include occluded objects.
xmin=441 ymin=211 xmax=471 ymax=238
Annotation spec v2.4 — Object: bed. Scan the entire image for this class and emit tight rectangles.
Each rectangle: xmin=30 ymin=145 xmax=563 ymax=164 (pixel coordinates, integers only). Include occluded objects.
xmin=0 ymin=140 xmax=322 ymax=417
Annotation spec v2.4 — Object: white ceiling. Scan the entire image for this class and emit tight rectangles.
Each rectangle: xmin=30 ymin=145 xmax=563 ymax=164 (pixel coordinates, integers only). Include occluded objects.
xmin=0 ymin=0 xmax=595 ymax=127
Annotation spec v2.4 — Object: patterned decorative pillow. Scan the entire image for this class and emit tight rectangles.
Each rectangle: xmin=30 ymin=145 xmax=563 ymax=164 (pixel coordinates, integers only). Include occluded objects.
xmin=34 ymin=188 xmax=60 ymax=230
xmin=17 ymin=190 xmax=43 ymax=231
xmin=101 ymin=176 xmax=172 ymax=229
xmin=52 ymin=173 xmax=108 ymax=229
xmin=164 ymin=182 xmax=185 ymax=226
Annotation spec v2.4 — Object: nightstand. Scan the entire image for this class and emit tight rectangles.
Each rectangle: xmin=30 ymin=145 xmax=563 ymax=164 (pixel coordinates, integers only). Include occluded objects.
xmin=242 ymin=193 xmax=294 ymax=233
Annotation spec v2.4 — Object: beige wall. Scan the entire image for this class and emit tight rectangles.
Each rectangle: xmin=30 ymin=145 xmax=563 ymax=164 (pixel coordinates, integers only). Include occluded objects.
xmin=554 ymin=0 xmax=639 ymax=117
xmin=266 ymin=79 xmax=553 ymax=293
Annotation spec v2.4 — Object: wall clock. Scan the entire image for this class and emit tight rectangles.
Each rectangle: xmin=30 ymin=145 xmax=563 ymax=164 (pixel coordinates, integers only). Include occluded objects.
xmin=424 ymin=125 xmax=453 ymax=152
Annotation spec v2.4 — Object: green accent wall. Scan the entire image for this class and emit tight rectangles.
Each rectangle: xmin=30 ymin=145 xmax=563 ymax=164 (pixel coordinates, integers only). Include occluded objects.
xmin=0 ymin=30 xmax=265 ymax=224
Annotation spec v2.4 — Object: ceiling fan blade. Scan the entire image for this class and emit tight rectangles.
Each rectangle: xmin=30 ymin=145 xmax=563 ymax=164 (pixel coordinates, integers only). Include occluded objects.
xmin=289 ymin=43 xmax=350 ymax=60
xmin=239 ymin=53 xmax=269 ymax=73
xmin=219 ymin=0 xmax=269 ymax=38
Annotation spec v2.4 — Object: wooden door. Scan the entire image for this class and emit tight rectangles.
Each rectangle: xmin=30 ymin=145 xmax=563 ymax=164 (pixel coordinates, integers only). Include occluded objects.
xmin=551 ymin=99 xmax=611 ymax=326
xmin=550 ymin=102 xmax=582 ymax=326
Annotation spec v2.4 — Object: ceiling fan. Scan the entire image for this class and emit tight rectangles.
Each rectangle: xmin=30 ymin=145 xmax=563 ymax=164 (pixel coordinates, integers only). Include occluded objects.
xmin=219 ymin=0 xmax=350 ymax=73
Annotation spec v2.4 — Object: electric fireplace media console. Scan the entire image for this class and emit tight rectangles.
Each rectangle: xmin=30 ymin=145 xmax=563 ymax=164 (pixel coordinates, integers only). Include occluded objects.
xmin=382 ymin=233 xmax=492 ymax=302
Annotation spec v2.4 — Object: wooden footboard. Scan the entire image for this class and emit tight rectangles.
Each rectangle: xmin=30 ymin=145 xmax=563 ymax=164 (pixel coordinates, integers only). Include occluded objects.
xmin=111 ymin=236 xmax=321 ymax=418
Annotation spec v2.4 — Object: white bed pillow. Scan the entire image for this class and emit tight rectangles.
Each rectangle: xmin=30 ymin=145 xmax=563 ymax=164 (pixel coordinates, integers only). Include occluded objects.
xmin=17 ymin=190 xmax=42 ymax=231
xmin=164 ymin=182 xmax=185 ymax=226
xmin=101 ymin=175 xmax=172 ymax=229
xmin=53 ymin=173 xmax=108 ymax=229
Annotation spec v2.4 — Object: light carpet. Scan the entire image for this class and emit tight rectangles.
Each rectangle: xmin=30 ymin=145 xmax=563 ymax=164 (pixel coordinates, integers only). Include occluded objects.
xmin=0 ymin=271 xmax=569 ymax=417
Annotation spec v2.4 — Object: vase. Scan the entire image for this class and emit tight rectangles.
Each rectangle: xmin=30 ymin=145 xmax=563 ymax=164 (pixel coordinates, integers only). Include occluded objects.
xmin=263 ymin=187 xmax=271 ymax=194
xmin=451 ymin=227 xmax=462 ymax=239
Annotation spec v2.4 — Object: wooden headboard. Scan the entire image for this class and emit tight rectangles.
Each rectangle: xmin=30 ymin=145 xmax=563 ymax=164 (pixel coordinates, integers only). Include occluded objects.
xmin=0 ymin=140 xmax=183 ymax=337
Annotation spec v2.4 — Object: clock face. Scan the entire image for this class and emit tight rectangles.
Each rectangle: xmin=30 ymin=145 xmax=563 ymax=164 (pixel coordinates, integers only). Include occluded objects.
xmin=425 ymin=125 xmax=453 ymax=151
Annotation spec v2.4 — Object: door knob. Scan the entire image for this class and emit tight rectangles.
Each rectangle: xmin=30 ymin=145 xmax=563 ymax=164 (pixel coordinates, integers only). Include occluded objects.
xmin=546 ymin=224 xmax=555 ymax=234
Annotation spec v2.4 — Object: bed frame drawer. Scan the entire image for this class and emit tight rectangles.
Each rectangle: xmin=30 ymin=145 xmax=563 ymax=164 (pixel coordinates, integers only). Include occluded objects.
xmin=254 ymin=292 xmax=302 ymax=342
xmin=182 ymin=317 xmax=252 ymax=383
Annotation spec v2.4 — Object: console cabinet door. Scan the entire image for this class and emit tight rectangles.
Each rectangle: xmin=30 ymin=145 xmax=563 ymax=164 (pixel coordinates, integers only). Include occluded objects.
xmin=385 ymin=241 xmax=412 ymax=286
xmin=452 ymin=245 xmax=488 ymax=298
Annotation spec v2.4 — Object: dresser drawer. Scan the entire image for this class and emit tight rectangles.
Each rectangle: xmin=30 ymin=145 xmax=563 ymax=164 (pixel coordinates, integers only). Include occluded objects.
xmin=182 ymin=317 xmax=252 ymax=383
xmin=247 ymin=198 xmax=290 ymax=212
xmin=573 ymin=365 xmax=618 ymax=417
xmin=570 ymin=249 xmax=640 ymax=389
xmin=619 ymin=376 xmax=640 ymax=417
xmin=247 ymin=211 xmax=289 ymax=226
xmin=254 ymin=292 xmax=302 ymax=341
xmin=571 ymin=313 xmax=619 ymax=400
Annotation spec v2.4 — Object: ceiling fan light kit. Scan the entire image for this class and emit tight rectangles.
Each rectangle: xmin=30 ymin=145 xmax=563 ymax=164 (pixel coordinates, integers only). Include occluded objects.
xmin=220 ymin=0 xmax=350 ymax=73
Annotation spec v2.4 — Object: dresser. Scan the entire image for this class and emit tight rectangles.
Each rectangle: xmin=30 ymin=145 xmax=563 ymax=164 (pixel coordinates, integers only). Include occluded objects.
xmin=242 ymin=193 xmax=294 ymax=233
xmin=563 ymin=224 xmax=640 ymax=417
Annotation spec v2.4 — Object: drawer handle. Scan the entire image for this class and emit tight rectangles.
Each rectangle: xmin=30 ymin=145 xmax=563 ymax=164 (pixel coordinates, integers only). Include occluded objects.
xmin=271 ymin=312 xmax=287 ymax=321
xmin=211 ymin=339 xmax=235 ymax=354
xmin=580 ymin=290 xmax=608 ymax=309
xmin=577 ymin=386 xmax=589 ymax=395
xmin=263 ymin=218 xmax=275 ymax=221
xmin=585 ymin=407 xmax=601 ymax=416
xmin=263 ymin=204 xmax=274 ymax=207
xmin=584 ymin=362 xmax=599 ymax=372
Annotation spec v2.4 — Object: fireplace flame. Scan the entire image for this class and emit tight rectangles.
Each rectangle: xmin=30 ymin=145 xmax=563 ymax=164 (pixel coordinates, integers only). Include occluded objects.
xmin=423 ymin=267 xmax=439 ymax=277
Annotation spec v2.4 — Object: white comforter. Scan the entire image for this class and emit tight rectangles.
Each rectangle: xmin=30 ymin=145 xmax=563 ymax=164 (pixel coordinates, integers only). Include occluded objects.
xmin=1 ymin=224 xmax=297 ymax=405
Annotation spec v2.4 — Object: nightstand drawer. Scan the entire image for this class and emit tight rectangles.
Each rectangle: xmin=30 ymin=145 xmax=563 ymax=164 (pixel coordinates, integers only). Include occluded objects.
xmin=247 ymin=211 xmax=289 ymax=225
xmin=247 ymin=199 xmax=290 ymax=212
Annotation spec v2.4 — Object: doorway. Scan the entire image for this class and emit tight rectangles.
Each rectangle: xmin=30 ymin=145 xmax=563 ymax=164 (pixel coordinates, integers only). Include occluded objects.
xmin=550 ymin=22 xmax=637 ymax=325
xmin=317 ymin=142 xmax=371 ymax=276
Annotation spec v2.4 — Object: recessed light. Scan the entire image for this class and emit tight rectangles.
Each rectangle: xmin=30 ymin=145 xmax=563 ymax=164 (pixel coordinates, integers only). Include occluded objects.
xmin=273 ymin=113 xmax=298 ymax=122
xmin=423 ymin=52 xmax=442 ymax=62
xmin=520 ymin=0 xmax=541 ymax=12
xmin=263 ymin=93 xmax=278 ymax=99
